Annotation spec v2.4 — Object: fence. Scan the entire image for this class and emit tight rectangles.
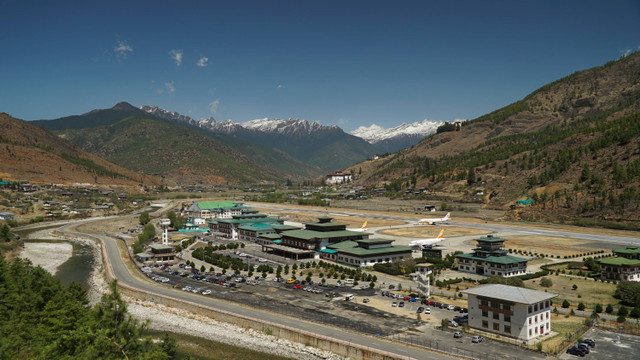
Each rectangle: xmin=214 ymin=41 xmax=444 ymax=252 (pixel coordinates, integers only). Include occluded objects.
xmin=594 ymin=318 xmax=640 ymax=336
xmin=388 ymin=331 xmax=516 ymax=360
xmin=548 ymin=322 xmax=591 ymax=355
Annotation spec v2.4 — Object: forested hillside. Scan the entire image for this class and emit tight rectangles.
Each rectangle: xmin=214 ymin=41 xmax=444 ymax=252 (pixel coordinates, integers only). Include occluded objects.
xmin=350 ymin=52 xmax=640 ymax=226
xmin=0 ymin=256 xmax=178 ymax=359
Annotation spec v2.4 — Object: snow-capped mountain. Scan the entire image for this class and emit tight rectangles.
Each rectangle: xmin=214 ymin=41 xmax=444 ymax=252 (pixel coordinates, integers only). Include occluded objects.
xmin=351 ymin=119 xmax=464 ymax=153
xmin=140 ymin=105 xmax=216 ymax=128
xmin=140 ymin=105 xmax=377 ymax=172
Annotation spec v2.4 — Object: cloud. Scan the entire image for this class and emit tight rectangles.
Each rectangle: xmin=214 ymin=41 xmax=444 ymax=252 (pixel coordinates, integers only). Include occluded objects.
xmin=209 ymin=99 xmax=220 ymax=115
xmin=114 ymin=40 xmax=133 ymax=59
xmin=621 ymin=48 xmax=632 ymax=57
xmin=165 ymin=82 xmax=175 ymax=93
xmin=169 ymin=49 xmax=183 ymax=66
xmin=197 ymin=56 xmax=209 ymax=67
xmin=277 ymin=84 xmax=285 ymax=89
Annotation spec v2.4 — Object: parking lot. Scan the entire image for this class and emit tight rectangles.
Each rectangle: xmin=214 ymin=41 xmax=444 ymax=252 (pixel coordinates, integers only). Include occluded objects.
xmin=557 ymin=329 xmax=640 ymax=360
xmin=143 ymin=261 xmax=420 ymax=336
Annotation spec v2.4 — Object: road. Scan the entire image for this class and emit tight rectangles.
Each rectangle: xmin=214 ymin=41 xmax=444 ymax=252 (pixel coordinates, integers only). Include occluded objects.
xmin=58 ymin=218 xmax=457 ymax=360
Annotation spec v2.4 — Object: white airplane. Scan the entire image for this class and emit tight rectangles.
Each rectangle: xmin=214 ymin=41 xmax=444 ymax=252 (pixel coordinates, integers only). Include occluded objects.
xmin=409 ymin=229 xmax=445 ymax=248
xmin=418 ymin=212 xmax=451 ymax=225
xmin=348 ymin=221 xmax=368 ymax=232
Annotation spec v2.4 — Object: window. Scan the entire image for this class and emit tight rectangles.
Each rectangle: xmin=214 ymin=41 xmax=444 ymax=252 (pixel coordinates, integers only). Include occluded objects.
xmin=528 ymin=318 xmax=532 ymax=325
xmin=482 ymin=310 xmax=488 ymax=317
xmin=529 ymin=329 xmax=532 ymax=336
xmin=482 ymin=320 xmax=488 ymax=328
xmin=535 ymin=315 xmax=538 ymax=323
xmin=504 ymin=315 xmax=511 ymax=322
xmin=504 ymin=325 xmax=511 ymax=333
xmin=493 ymin=323 xmax=500 ymax=331
xmin=493 ymin=312 xmax=499 ymax=320
xmin=534 ymin=303 xmax=538 ymax=312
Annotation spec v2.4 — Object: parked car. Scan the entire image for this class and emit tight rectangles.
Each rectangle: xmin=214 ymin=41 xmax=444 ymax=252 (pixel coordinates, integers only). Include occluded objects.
xmin=424 ymin=307 xmax=431 ymax=314
xmin=434 ymin=302 xmax=442 ymax=308
xmin=453 ymin=306 xmax=461 ymax=312
xmin=447 ymin=305 xmax=455 ymax=310
xmin=460 ymin=307 xmax=468 ymax=313
xmin=392 ymin=301 xmax=397 ymax=307
xmin=449 ymin=320 xmax=459 ymax=327
xmin=416 ymin=307 xmax=424 ymax=313
xmin=567 ymin=345 xmax=587 ymax=357
xmin=471 ymin=335 xmax=483 ymax=343
xmin=420 ymin=299 xmax=427 ymax=305
xmin=576 ymin=343 xmax=590 ymax=354
xmin=201 ymin=289 xmax=212 ymax=295
xmin=363 ymin=298 xmax=370 ymax=303
xmin=399 ymin=301 xmax=405 ymax=307
xmin=453 ymin=331 xmax=463 ymax=338
xmin=286 ymin=278 xmax=296 ymax=284
xmin=580 ymin=338 xmax=596 ymax=348
xmin=388 ymin=285 xmax=395 ymax=289
xmin=293 ymin=284 xmax=302 ymax=289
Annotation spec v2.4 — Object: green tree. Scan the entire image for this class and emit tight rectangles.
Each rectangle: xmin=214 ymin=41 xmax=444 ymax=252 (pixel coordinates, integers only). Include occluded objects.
xmin=562 ymin=300 xmax=570 ymax=308
xmin=606 ymin=303 xmax=614 ymax=314
xmin=540 ymin=277 xmax=553 ymax=287
xmin=0 ymin=223 xmax=11 ymax=242
xmin=595 ymin=303 xmax=603 ymax=313
xmin=139 ymin=211 xmax=150 ymax=225
xmin=578 ymin=302 xmax=586 ymax=311
xmin=618 ymin=306 xmax=629 ymax=317
xmin=614 ymin=281 xmax=640 ymax=307
xmin=630 ymin=307 xmax=640 ymax=319
xmin=467 ymin=167 xmax=476 ymax=185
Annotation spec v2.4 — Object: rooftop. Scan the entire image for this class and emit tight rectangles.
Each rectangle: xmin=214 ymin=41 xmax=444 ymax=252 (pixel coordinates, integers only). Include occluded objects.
xmin=195 ymin=201 xmax=237 ymax=210
xmin=456 ymin=253 xmax=529 ymax=264
xmin=463 ymin=284 xmax=557 ymax=304
xmin=599 ymin=257 xmax=640 ymax=266
xmin=614 ymin=247 xmax=640 ymax=255
xmin=281 ymin=229 xmax=368 ymax=241
xmin=327 ymin=240 xmax=412 ymax=256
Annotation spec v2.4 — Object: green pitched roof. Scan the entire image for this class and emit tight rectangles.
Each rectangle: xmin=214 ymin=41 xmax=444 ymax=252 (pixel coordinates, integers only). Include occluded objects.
xmin=282 ymin=229 xmax=366 ymax=241
xmin=456 ymin=253 xmax=529 ymax=264
xmin=356 ymin=238 xmax=393 ymax=245
xmin=196 ymin=201 xmax=237 ymax=210
xmin=599 ymin=257 xmax=640 ymax=266
xmin=326 ymin=240 xmax=412 ymax=256
xmin=475 ymin=236 xmax=507 ymax=243
xmin=613 ymin=247 xmax=640 ymax=255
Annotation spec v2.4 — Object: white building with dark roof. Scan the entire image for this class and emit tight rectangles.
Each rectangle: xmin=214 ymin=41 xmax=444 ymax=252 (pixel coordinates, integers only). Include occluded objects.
xmin=463 ymin=284 xmax=557 ymax=343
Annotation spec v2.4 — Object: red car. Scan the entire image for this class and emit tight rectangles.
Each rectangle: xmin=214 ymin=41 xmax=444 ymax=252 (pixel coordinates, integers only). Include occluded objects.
xmin=293 ymin=284 xmax=302 ymax=289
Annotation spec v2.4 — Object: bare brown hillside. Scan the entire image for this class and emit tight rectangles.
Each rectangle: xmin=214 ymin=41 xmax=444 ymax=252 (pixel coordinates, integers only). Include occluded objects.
xmin=347 ymin=53 xmax=640 ymax=225
xmin=0 ymin=113 xmax=165 ymax=191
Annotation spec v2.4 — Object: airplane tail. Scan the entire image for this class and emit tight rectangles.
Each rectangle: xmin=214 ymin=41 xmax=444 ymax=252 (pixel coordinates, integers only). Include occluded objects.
xmin=437 ymin=229 xmax=445 ymax=239
xmin=443 ymin=212 xmax=451 ymax=221
xmin=361 ymin=221 xmax=368 ymax=230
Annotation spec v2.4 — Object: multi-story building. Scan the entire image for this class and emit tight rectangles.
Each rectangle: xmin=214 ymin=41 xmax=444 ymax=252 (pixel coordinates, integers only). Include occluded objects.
xmin=455 ymin=235 xmax=528 ymax=277
xmin=464 ymin=284 xmax=557 ymax=343
xmin=320 ymin=238 xmax=412 ymax=267
xmin=186 ymin=201 xmax=247 ymax=219
xmin=325 ymin=171 xmax=353 ymax=185
xmin=599 ymin=247 xmax=640 ymax=281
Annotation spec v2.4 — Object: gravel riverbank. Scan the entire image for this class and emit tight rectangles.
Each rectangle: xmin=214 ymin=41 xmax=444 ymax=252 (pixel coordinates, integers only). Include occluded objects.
xmin=125 ymin=298 xmax=345 ymax=360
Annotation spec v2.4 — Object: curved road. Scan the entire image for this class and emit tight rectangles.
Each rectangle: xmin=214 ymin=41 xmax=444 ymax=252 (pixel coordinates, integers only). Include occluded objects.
xmin=58 ymin=218 xmax=455 ymax=360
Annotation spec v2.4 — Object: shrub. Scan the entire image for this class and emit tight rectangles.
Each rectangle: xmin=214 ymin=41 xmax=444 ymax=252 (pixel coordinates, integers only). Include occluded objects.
xmin=578 ymin=303 xmax=585 ymax=311
xmin=540 ymin=277 xmax=553 ymax=287
xmin=562 ymin=300 xmax=570 ymax=308
xmin=605 ymin=304 xmax=614 ymax=314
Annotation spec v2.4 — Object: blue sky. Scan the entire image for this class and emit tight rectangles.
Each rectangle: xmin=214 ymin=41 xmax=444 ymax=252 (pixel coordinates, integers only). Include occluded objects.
xmin=1 ymin=0 xmax=639 ymax=131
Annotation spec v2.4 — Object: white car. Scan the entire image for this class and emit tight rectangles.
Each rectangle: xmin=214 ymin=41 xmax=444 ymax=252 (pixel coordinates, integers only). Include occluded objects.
xmin=424 ymin=307 xmax=431 ymax=314
xmin=258 ymin=258 xmax=267 ymax=262
xmin=201 ymin=289 xmax=212 ymax=295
